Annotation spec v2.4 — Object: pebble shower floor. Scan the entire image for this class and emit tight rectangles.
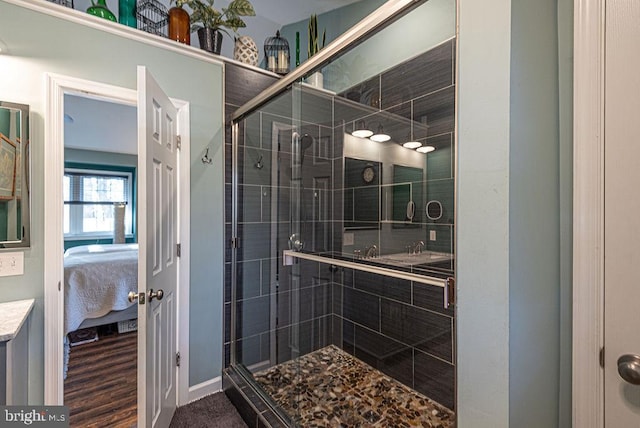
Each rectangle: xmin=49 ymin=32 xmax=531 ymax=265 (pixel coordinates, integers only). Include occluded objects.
xmin=253 ymin=345 xmax=454 ymax=427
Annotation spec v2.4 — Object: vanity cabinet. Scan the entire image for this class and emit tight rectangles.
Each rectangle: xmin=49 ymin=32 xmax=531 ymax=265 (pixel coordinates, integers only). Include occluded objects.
xmin=0 ymin=299 xmax=34 ymax=404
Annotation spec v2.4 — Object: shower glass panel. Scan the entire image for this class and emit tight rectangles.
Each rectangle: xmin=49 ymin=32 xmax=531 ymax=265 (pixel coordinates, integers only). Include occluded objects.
xmin=233 ymin=84 xmax=337 ymax=425
xmin=231 ymin=0 xmax=456 ymax=426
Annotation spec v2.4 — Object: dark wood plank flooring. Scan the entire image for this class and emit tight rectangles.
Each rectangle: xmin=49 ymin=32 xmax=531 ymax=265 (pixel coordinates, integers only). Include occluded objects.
xmin=64 ymin=330 xmax=137 ymax=427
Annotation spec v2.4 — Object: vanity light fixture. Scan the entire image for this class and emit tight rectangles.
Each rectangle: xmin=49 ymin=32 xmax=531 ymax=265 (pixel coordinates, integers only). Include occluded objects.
xmin=351 ymin=120 xmax=373 ymax=138
xmin=370 ymin=124 xmax=390 ymax=142
xmin=403 ymin=141 xmax=422 ymax=149
xmin=417 ymin=145 xmax=436 ymax=154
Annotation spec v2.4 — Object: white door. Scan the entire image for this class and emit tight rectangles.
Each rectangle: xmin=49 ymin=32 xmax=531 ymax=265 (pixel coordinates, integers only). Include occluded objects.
xmin=137 ymin=66 xmax=179 ymax=428
xmin=604 ymin=0 xmax=640 ymax=425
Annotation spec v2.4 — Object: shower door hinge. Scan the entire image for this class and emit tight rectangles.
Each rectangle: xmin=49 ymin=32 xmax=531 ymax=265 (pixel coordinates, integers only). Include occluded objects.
xmin=176 ymin=135 xmax=182 ymax=150
xmin=176 ymin=351 xmax=181 ymax=367
xmin=176 ymin=243 xmax=181 ymax=257
xmin=600 ymin=347 xmax=605 ymax=368
xmin=231 ymin=237 xmax=239 ymax=249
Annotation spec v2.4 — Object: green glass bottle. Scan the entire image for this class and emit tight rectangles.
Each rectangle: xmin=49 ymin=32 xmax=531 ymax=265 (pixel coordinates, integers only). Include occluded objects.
xmin=87 ymin=0 xmax=117 ymax=22
xmin=295 ymin=31 xmax=300 ymax=67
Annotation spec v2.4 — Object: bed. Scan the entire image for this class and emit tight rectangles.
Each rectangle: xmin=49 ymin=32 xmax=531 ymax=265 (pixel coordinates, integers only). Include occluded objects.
xmin=63 ymin=243 xmax=139 ymax=375
xmin=64 ymin=243 xmax=139 ymax=335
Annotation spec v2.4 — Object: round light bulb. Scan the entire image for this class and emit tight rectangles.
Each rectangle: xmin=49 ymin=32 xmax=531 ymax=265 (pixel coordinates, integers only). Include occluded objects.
xmin=416 ymin=146 xmax=436 ymax=153
xmin=403 ymin=141 xmax=422 ymax=149
xmin=352 ymin=129 xmax=373 ymax=138
xmin=370 ymin=133 xmax=391 ymax=142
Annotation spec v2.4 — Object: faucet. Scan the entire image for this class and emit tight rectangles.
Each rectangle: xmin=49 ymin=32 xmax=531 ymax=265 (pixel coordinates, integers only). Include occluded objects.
xmin=412 ymin=241 xmax=425 ymax=254
xmin=364 ymin=244 xmax=378 ymax=259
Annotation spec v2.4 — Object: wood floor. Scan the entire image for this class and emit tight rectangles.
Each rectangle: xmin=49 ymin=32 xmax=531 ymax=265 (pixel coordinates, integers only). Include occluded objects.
xmin=64 ymin=329 xmax=137 ymax=427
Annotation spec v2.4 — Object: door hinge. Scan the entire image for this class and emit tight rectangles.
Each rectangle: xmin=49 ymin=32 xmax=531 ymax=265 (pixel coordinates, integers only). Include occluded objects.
xmin=176 ymin=351 xmax=181 ymax=367
xmin=600 ymin=347 xmax=605 ymax=368
xmin=176 ymin=135 xmax=182 ymax=150
xmin=176 ymin=243 xmax=181 ymax=257
xmin=231 ymin=237 xmax=239 ymax=249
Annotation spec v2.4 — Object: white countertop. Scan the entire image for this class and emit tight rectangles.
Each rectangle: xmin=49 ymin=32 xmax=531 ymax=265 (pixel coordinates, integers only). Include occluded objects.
xmin=0 ymin=299 xmax=35 ymax=342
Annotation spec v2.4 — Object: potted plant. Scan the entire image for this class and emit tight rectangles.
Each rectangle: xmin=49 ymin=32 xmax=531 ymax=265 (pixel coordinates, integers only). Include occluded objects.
xmin=176 ymin=0 xmax=255 ymax=54
xmin=307 ymin=14 xmax=326 ymax=59
xmin=307 ymin=14 xmax=326 ymax=88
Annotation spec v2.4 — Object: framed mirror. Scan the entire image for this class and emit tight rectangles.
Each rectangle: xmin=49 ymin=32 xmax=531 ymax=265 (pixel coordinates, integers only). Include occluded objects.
xmin=0 ymin=101 xmax=30 ymax=248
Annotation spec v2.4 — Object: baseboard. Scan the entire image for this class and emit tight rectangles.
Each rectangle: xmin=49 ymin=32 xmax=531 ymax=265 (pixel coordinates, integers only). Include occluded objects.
xmin=187 ymin=376 xmax=222 ymax=403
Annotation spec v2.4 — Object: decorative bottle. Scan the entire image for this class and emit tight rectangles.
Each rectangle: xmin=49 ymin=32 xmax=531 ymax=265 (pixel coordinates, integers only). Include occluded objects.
xmin=87 ymin=0 xmax=117 ymax=22
xmin=118 ymin=0 xmax=137 ymax=28
xmin=295 ymin=31 xmax=300 ymax=67
xmin=168 ymin=6 xmax=190 ymax=44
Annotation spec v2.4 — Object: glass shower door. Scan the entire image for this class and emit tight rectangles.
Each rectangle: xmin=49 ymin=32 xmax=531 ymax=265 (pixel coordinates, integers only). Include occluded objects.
xmin=232 ymin=82 xmax=337 ymax=425
xmin=232 ymin=86 xmax=305 ymax=424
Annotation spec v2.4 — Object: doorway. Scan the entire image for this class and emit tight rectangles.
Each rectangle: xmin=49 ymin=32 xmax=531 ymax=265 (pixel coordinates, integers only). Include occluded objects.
xmin=62 ymin=94 xmax=139 ymax=426
xmin=43 ymin=73 xmax=191 ymax=428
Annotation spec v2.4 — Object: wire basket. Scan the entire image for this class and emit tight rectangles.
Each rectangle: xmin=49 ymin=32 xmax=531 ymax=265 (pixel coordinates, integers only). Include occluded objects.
xmin=136 ymin=0 xmax=168 ymax=37
xmin=47 ymin=0 xmax=74 ymax=8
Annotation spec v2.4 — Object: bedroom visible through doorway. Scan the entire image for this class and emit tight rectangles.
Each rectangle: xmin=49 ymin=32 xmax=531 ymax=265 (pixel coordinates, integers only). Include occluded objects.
xmin=62 ymin=94 xmax=139 ymax=427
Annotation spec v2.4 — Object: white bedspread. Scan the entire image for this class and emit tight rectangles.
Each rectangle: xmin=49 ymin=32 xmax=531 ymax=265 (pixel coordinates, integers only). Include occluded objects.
xmin=64 ymin=243 xmax=139 ymax=335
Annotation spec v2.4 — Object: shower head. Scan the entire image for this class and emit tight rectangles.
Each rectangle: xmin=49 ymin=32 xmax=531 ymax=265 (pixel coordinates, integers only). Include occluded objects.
xmin=300 ymin=133 xmax=314 ymax=164
xmin=300 ymin=133 xmax=314 ymax=151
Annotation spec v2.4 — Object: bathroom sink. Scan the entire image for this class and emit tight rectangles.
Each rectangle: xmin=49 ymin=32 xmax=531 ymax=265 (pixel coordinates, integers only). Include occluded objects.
xmin=375 ymin=252 xmax=451 ymax=266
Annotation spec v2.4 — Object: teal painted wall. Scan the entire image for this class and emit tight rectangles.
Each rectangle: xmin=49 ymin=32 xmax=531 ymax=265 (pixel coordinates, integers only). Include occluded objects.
xmin=279 ymin=0 xmax=455 ymax=94
xmin=508 ymin=0 xmax=560 ymax=426
xmin=457 ymin=0 xmax=572 ymax=426
xmin=0 ymin=0 xmax=225 ymax=402
xmin=0 ymin=109 xmax=9 ymax=135
xmin=279 ymin=0 xmax=385 ymax=66
xmin=0 ymin=203 xmax=7 ymax=240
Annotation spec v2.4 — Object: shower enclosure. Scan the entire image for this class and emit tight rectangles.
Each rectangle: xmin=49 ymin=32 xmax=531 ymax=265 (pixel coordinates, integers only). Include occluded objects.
xmin=225 ymin=0 xmax=456 ymax=426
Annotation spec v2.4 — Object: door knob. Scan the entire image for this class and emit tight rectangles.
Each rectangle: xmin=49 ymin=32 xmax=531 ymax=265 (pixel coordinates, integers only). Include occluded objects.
xmin=128 ymin=291 xmax=145 ymax=304
xmin=148 ymin=288 xmax=164 ymax=302
xmin=617 ymin=354 xmax=640 ymax=385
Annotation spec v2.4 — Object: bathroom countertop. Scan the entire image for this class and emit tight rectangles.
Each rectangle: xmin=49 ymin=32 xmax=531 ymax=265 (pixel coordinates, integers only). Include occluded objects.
xmin=0 ymin=299 xmax=35 ymax=342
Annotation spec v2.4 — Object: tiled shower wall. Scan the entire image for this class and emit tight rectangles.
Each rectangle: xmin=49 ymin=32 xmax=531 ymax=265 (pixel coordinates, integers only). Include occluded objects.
xmin=224 ymin=63 xmax=279 ymax=368
xmin=330 ymin=38 xmax=456 ymax=410
xmin=224 ymin=37 xmax=456 ymax=411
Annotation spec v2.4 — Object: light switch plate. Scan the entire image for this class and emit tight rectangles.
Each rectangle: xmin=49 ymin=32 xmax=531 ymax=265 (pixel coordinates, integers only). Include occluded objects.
xmin=429 ymin=230 xmax=436 ymax=241
xmin=0 ymin=252 xmax=24 ymax=277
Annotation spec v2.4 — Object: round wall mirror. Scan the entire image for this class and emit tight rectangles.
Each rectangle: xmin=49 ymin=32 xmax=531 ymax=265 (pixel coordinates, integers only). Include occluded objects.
xmin=426 ymin=200 xmax=443 ymax=221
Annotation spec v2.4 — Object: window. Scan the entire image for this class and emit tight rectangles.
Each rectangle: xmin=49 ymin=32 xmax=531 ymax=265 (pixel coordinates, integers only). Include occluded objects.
xmin=64 ymin=167 xmax=134 ymax=238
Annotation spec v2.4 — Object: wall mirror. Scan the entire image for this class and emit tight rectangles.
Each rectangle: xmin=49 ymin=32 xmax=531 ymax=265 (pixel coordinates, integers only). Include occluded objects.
xmin=0 ymin=101 xmax=30 ymax=248
xmin=343 ymin=157 xmax=381 ymax=230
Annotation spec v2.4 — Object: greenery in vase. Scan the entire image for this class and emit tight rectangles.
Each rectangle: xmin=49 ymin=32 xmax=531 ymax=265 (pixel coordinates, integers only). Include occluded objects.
xmin=307 ymin=14 xmax=326 ymax=58
xmin=175 ymin=0 xmax=256 ymax=35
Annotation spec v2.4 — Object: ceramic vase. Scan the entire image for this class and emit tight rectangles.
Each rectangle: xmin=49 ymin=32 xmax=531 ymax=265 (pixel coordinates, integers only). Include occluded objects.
xmin=233 ymin=36 xmax=259 ymax=66
xmin=307 ymin=71 xmax=323 ymax=89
